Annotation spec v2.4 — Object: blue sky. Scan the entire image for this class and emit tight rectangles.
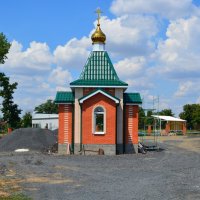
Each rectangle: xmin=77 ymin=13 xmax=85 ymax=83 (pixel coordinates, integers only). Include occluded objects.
xmin=1 ymin=0 xmax=200 ymax=116
xmin=1 ymin=0 xmax=113 ymax=49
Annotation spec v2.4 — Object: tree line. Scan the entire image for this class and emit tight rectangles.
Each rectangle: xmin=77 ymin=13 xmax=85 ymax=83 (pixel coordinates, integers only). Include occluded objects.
xmin=139 ymin=105 xmax=200 ymax=130
xmin=138 ymin=108 xmax=174 ymax=130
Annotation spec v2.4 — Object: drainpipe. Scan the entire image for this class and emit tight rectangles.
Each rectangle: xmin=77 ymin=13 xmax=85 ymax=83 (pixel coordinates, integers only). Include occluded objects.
xmin=115 ymin=104 xmax=118 ymax=155
xmin=71 ymin=103 xmax=74 ymax=154
xmin=80 ymin=104 xmax=83 ymax=152
xmin=116 ymin=102 xmax=120 ymax=155
xmin=123 ymin=104 xmax=126 ymax=154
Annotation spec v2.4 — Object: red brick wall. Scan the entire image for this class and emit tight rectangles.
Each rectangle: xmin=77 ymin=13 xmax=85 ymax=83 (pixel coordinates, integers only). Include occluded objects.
xmin=104 ymin=88 xmax=115 ymax=96
xmin=165 ymin=122 xmax=170 ymax=134
xmin=165 ymin=121 xmax=187 ymax=135
xmin=82 ymin=93 xmax=116 ymax=144
xmin=183 ymin=122 xmax=187 ymax=135
xmin=58 ymin=104 xmax=73 ymax=144
xmin=147 ymin=125 xmax=152 ymax=135
xmin=83 ymin=88 xmax=94 ymax=96
xmin=83 ymin=88 xmax=115 ymax=96
xmin=125 ymin=105 xmax=139 ymax=144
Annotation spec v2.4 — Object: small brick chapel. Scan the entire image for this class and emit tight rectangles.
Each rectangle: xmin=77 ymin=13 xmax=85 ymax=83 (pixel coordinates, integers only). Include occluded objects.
xmin=55 ymin=9 xmax=142 ymax=155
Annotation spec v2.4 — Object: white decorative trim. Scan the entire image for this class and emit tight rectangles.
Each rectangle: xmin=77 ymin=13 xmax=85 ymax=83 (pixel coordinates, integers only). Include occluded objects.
xmin=63 ymin=105 xmax=69 ymax=144
xmin=92 ymin=43 xmax=105 ymax=51
xmin=70 ymin=85 xmax=128 ymax=88
xmin=126 ymin=103 xmax=141 ymax=105
xmin=128 ymin=106 xmax=133 ymax=144
xmin=55 ymin=103 xmax=73 ymax=105
xmin=92 ymin=105 xmax=106 ymax=134
xmin=79 ymin=89 xmax=119 ymax=104
xmin=93 ymin=132 xmax=105 ymax=135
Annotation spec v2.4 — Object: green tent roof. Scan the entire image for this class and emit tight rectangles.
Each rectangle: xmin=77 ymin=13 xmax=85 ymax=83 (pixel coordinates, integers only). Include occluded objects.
xmin=70 ymin=51 xmax=128 ymax=87
xmin=124 ymin=93 xmax=142 ymax=104
xmin=54 ymin=91 xmax=74 ymax=104
xmin=55 ymin=91 xmax=142 ymax=105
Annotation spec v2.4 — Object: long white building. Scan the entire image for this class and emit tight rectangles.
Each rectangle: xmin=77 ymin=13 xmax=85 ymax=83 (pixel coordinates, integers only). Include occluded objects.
xmin=32 ymin=113 xmax=58 ymax=130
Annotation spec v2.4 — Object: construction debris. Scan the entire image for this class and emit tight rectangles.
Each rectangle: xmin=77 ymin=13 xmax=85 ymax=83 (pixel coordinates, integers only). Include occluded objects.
xmin=138 ymin=142 xmax=147 ymax=154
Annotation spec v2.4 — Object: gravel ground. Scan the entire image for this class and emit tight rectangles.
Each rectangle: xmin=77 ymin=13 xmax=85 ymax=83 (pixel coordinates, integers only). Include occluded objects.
xmin=0 ymin=136 xmax=200 ymax=200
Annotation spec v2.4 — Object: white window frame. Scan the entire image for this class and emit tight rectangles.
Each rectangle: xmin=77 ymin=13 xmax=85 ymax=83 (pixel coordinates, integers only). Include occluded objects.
xmin=93 ymin=106 xmax=106 ymax=135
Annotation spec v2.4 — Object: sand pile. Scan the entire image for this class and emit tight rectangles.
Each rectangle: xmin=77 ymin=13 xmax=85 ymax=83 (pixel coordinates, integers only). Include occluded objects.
xmin=0 ymin=128 xmax=57 ymax=152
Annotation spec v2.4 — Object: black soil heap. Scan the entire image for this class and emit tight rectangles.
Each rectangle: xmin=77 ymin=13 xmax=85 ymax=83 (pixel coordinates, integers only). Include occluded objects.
xmin=0 ymin=128 xmax=57 ymax=152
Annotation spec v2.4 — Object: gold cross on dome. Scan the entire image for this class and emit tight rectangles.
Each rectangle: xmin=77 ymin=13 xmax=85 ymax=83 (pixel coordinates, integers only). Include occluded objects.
xmin=95 ymin=8 xmax=103 ymax=24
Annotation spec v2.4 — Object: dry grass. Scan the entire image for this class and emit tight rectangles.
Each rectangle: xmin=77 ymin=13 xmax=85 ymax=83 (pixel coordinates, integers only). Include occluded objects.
xmin=0 ymin=170 xmax=73 ymax=198
xmin=24 ymin=176 xmax=73 ymax=184
xmin=0 ymin=178 xmax=22 ymax=198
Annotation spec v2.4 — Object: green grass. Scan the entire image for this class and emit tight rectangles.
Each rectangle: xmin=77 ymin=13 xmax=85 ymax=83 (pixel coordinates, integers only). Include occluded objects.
xmin=0 ymin=194 xmax=31 ymax=200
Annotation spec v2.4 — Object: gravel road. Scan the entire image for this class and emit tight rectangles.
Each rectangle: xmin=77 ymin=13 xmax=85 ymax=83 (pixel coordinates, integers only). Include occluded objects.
xmin=0 ymin=136 xmax=200 ymax=200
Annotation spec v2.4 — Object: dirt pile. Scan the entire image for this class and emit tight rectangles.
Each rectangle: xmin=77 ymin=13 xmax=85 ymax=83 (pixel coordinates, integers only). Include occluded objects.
xmin=52 ymin=128 xmax=58 ymax=137
xmin=0 ymin=128 xmax=57 ymax=152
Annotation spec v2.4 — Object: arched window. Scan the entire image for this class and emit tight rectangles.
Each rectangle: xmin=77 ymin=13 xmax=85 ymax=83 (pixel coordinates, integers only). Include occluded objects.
xmin=94 ymin=106 xmax=105 ymax=134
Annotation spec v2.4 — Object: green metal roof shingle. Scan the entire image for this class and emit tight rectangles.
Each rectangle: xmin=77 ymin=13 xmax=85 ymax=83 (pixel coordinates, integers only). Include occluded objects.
xmin=54 ymin=91 xmax=74 ymax=103
xmin=70 ymin=51 xmax=128 ymax=87
xmin=124 ymin=93 xmax=142 ymax=104
xmin=70 ymin=79 xmax=127 ymax=86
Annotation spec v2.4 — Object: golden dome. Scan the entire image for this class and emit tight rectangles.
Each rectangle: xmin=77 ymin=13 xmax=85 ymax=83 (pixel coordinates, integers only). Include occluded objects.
xmin=91 ymin=23 xmax=106 ymax=44
xmin=91 ymin=8 xmax=106 ymax=44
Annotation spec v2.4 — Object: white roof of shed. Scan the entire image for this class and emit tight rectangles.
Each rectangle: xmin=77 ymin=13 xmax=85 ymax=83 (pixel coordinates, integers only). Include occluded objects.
xmin=152 ymin=115 xmax=186 ymax=122
xmin=32 ymin=113 xmax=58 ymax=120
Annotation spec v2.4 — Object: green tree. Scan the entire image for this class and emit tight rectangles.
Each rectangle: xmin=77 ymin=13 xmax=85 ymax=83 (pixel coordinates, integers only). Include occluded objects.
xmin=179 ymin=104 xmax=200 ymax=130
xmin=21 ymin=112 xmax=32 ymax=127
xmin=156 ymin=109 xmax=174 ymax=129
xmin=34 ymin=99 xmax=58 ymax=114
xmin=145 ymin=110 xmax=154 ymax=126
xmin=0 ymin=33 xmax=21 ymax=129
xmin=138 ymin=107 xmax=145 ymax=129
xmin=139 ymin=108 xmax=154 ymax=131
xmin=0 ymin=32 xmax=11 ymax=64
xmin=192 ymin=105 xmax=200 ymax=130
xmin=139 ymin=108 xmax=174 ymax=130
xmin=0 ymin=73 xmax=21 ymax=128
xmin=158 ymin=109 xmax=174 ymax=116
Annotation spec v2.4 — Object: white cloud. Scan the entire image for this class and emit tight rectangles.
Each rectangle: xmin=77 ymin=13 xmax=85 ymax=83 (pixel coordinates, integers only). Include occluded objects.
xmin=1 ymin=40 xmax=53 ymax=74
xmin=55 ymin=86 xmax=71 ymax=92
xmin=91 ymin=15 xmax=157 ymax=58
xmin=111 ymin=0 xmax=198 ymax=19
xmin=115 ymin=56 xmax=146 ymax=78
xmin=54 ymin=37 xmax=90 ymax=69
xmin=48 ymin=66 xmax=72 ymax=86
xmin=173 ymin=79 xmax=200 ymax=99
xmin=196 ymin=96 xmax=200 ymax=104
xmin=153 ymin=16 xmax=200 ymax=79
xmin=126 ymin=78 xmax=155 ymax=91
xmin=2 ymin=1 xmax=200 ymax=116
xmin=9 ymin=74 xmax=55 ymax=113
xmin=113 ymin=55 xmax=156 ymax=93
xmin=174 ymin=81 xmax=193 ymax=97
xmin=0 ymin=39 xmax=78 ymax=112
xmin=0 ymin=37 xmax=88 ymax=113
